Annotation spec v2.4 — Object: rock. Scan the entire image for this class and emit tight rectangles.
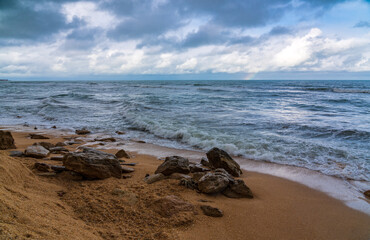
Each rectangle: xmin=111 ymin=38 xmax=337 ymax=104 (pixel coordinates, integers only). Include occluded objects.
xmin=29 ymin=134 xmax=49 ymax=139
xmin=81 ymin=147 xmax=117 ymax=159
xmin=135 ymin=140 xmax=146 ymax=143
xmin=115 ymin=131 xmax=125 ymax=135
xmin=121 ymin=163 xmax=137 ymax=166
xmin=55 ymin=142 xmax=67 ymax=147
xmin=155 ymin=156 xmax=190 ymax=176
xmin=214 ymin=168 xmax=235 ymax=183
xmin=34 ymin=162 xmax=51 ymax=172
xmin=94 ymin=137 xmax=116 ymax=142
xmin=63 ymin=150 xmax=121 ymax=179
xmin=75 ymin=129 xmax=91 ymax=135
xmin=0 ymin=131 xmax=16 ymax=150
xmin=151 ymin=195 xmax=194 ymax=217
xmin=145 ymin=173 xmax=167 ymax=184
xmin=206 ymin=148 xmax=242 ymax=177
xmin=364 ymin=190 xmax=370 ymax=199
xmin=9 ymin=151 xmax=23 ymax=157
xmin=49 ymin=147 xmax=69 ymax=154
xmin=189 ymin=163 xmax=210 ymax=173
xmin=198 ymin=172 xmax=230 ymax=194
xmin=191 ymin=172 xmax=207 ymax=182
xmin=33 ymin=142 xmax=54 ymax=150
xmin=24 ymin=145 xmax=49 ymax=158
xmin=51 ymin=125 xmax=57 ymax=129
xmin=179 ymin=178 xmax=198 ymax=190
xmin=200 ymin=205 xmax=223 ymax=217
xmin=50 ymin=165 xmax=66 ymax=173
xmin=222 ymin=179 xmax=253 ymax=198
xmin=121 ymin=166 xmax=135 ymax=173
xmin=169 ymin=173 xmax=192 ymax=180
xmin=50 ymin=156 xmax=64 ymax=161
xmin=115 ymin=149 xmax=130 ymax=159
xmin=200 ymin=157 xmax=211 ymax=167
xmin=122 ymin=175 xmax=132 ymax=179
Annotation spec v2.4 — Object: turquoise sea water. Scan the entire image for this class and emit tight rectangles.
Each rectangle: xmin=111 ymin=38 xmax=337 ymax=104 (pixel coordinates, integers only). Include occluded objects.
xmin=1 ymin=80 xmax=369 ymax=181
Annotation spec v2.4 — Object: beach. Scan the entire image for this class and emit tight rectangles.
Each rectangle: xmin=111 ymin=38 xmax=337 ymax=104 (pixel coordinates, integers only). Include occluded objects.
xmin=1 ymin=126 xmax=369 ymax=240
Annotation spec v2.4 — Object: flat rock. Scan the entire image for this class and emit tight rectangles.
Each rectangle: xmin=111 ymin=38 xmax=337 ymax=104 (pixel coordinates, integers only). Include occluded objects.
xmin=63 ymin=150 xmax=121 ymax=179
xmin=145 ymin=173 xmax=167 ymax=184
xmin=34 ymin=162 xmax=51 ymax=172
xmin=206 ymin=148 xmax=242 ymax=177
xmin=33 ymin=142 xmax=54 ymax=150
xmin=155 ymin=156 xmax=190 ymax=176
xmin=115 ymin=149 xmax=130 ymax=159
xmin=75 ymin=129 xmax=91 ymax=135
xmin=49 ymin=147 xmax=69 ymax=154
xmin=189 ymin=163 xmax=210 ymax=173
xmin=121 ymin=166 xmax=135 ymax=173
xmin=200 ymin=205 xmax=223 ymax=217
xmin=0 ymin=131 xmax=16 ymax=150
xmin=24 ymin=145 xmax=49 ymax=158
xmin=198 ymin=172 xmax=230 ymax=194
xmin=151 ymin=195 xmax=194 ymax=217
xmin=29 ymin=134 xmax=49 ymax=139
xmin=9 ymin=151 xmax=23 ymax=157
xmin=222 ymin=179 xmax=253 ymax=198
xmin=169 ymin=173 xmax=192 ymax=180
xmin=94 ymin=137 xmax=116 ymax=142
xmin=55 ymin=142 xmax=67 ymax=147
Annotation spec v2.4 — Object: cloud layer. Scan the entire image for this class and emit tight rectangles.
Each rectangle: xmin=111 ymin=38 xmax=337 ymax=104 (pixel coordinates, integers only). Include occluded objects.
xmin=0 ymin=0 xmax=369 ymax=79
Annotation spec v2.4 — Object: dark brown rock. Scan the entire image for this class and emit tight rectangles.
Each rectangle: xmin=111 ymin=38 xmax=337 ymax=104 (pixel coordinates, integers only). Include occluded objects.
xmin=200 ymin=157 xmax=211 ymax=167
xmin=33 ymin=142 xmax=54 ymax=150
xmin=151 ymin=195 xmax=194 ymax=217
xmin=121 ymin=166 xmax=135 ymax=173
xmin=24 ymin=145 xmax=49 ymax=158
xmin=198 ymin=172 xmax=230 ymax=194
xmin=50 ymin=165 xmax=66 ymax=173
xmin=115 ymin=149 xmax=130 ymax=159
xmin=29 ymin=134 xmax=49 ymax=139
xmin=364 ymin=190 xmax=370 ymax=199
xmin=206 ymin=148 xmax=242 ymax=177
xmin=115 ymin=131 xmax=125 ymax=135
xmin=0 ymin=131 xmax=16 ymax=150
xmin=75 ymin=129 xmax=91 ymax=135
xmin=94 ymin=137 xmax=116 ymax=142
xmin=49 ymin=147 xmax=69 ymax=154
xmin=222 ymin=179 xmax=253 ymax=198
xmin=189 ymin=163 xmax=210 ymax=173
xmin=200 ymin=205 xmax=223 ymax=217
xmin=50 ymin=156 xmax=64 ymax=161
xmin=55 ymin=142 xmax=67 ymax=147
xmin=34 ymin=162 xmax=51 ymax=172
xmin=9 ymin=151 xmax=23 ymax=157
xmin=155 ymin=156 xmax=190 ymax=176
xmin=62 ymin=150 xmax=121 ymax=179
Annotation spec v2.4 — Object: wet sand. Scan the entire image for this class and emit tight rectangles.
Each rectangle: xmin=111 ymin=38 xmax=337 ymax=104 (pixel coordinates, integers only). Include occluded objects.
xmin=0 ymin=128 xmax=369 ymax=240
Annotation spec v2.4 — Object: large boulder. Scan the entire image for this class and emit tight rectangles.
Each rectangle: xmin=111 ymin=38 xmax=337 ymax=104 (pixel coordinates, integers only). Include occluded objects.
xmin=0 ymin=131 xmax=16 ymax=150
xmin=198 ymin=172 xmax=230 ymax=194
xmin=24 ymin=145 xmax=49 ymax=158
xmin=155 ymin=156 xmax=190 ymax=176
xmin=222 ymin=179 xmax=253 ymax=199
xmin=206 ymin=148 xmax=242 ymax=177
xmin=63 ymin=149 xmax=121 ymax=179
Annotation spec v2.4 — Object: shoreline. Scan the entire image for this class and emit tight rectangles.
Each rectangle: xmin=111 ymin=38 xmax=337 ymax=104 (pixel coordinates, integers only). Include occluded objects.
xmin=1 ymin=124 xmax=369 ymax=215
xmin=0 ymin=126 xmax=369 ymax=239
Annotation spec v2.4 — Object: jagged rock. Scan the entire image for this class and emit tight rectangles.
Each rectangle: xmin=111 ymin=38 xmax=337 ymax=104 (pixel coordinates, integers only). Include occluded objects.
xmin=222 ymin=179 xmax=253 ymax=198
xmin=115 ymin=149 xmax=130 ymax=159
xmin=198 ymin=172 xmax=230 ymax=194
xmin=24 ymin=145 xmax=49 ymax=158
xmin=206 ymin=148 xmax=242 ymax=177
xmin=200 ymin=205 xmax=223 ymax=217
xmin=155 ymin=156 xmax=190 ymax=176
xmin=34 ymin=162 xmax=51 ymax=172
xmin=29 ymin=134 xmax=49 ymax=139
xmin=145 ymin=173 xmax=167 ymax=184
xmin=94 ymin=137 xmax=116 ymax=142
xmin=151 ymin=195 xmax=194 ymax=217
xmin=169 ymin=173 xmax=192 ymax=180
xmin=121 ymin=166 xmax=135 ymax=173
xmin=55 ymin=142 xmax=67 ymax=147
xmin=63 ymin=150 xmax=121 ymax=179
xmin=189 ymin=163 xmax=210 ymax=173
xmin=75 ymin=129 xmax=91 ymax=135
xmin=214 ymin=168 xmax=235 ymax=183
xmin=33 ymin=142 xmax=54 ymax=150
xmin=0 ymin=131 xmax=16 ymax=150
xmin=49 ymin=147 xmax=69 ymax=154
xmin=200 ymin=158 xmax=211 ymax=168
xmin=9 ymin=151 xmax=23 ymax=157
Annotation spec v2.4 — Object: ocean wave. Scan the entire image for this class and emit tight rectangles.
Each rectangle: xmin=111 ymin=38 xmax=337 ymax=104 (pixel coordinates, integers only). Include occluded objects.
xmin=332 ymin=88 xmax=370 ymax=94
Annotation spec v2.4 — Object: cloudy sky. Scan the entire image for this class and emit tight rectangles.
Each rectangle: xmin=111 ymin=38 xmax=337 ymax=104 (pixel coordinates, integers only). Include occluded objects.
xmin=0 ymin=0 xmax=369 ymax=80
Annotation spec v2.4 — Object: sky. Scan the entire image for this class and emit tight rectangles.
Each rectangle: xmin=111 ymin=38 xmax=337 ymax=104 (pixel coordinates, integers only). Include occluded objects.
xmin=0 ymin=0 xmax=369 ymax=80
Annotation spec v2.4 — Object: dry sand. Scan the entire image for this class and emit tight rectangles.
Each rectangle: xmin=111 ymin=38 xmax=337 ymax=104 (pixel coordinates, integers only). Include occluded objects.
xmin=0 ymin=129 xmax=369 ymax=240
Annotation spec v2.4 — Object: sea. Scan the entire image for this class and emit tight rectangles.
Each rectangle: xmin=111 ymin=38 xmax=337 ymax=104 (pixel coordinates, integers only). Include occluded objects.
xmin=1 ymin=80 xmax=369 ymax=184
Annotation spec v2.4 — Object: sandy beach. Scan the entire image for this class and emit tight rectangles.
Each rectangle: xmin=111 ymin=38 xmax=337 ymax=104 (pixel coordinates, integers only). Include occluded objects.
xmin=0 ymin=126 xmax=369 ymax=240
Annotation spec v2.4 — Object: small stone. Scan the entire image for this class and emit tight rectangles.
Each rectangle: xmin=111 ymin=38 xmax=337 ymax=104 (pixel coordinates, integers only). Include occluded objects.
xmin=94 ymin=137 xmax=116 ymax=142
xmin=364 ymin=190 xmax=370 ymax=199
xmin=29 ymin=134 xmax=49 ymax=139
xmin=200 ymin=205 xmax=223 ymax=217
xmin=9 ymin=151 xmax=23 ymax=157
xmin=145 ymin=173 xmax=167 ymax=184
xmin=115 ymin=131 xmax=125 ymax=135
xmin=121 ymin=163 xmax=137 ymax=166
xmin=122 ymin=175 xmax=132 ymax=179
xmin=55 ymin=142 xmax=67 ymax=147
xmin=155 ymin=156 xmax=190 ymax=176
xmin=121 ymin=166 xmax=135 ymax=173
xmin=75 ymin=129 xmax=91 ymax=135
xmin=51 ymin=125 xmax=57 ymax=129
xmin=115 ymin=149 xmax=130 ymax=159
xmin=25 ymin=145 xmax=49 ymax=158
xmin=34 ymin=162 xmax=51 ymax=172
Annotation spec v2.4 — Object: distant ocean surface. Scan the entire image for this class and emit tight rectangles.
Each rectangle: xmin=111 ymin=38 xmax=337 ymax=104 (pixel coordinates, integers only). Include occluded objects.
xmin=1 ymin=80 xmax=369 ymax=181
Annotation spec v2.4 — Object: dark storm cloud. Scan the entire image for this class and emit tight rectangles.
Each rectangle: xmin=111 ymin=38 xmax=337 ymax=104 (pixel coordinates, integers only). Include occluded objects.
xmin=354 ymin=21 xmax=370 ymax=28
xmin=0 ymin=0 xmax=82 ymax=41
xmin=60 ymin=28 xmax=103 ymax=51
xmin=268 ymin=26 xmax=292 ymax=36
